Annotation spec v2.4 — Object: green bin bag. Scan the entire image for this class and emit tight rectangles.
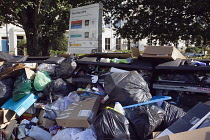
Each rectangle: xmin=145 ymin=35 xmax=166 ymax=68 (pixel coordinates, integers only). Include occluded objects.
xmin=34 ymin=71 xmax=51 ymax=91
xmin=13 ymin=72 xmax=32 ymax=102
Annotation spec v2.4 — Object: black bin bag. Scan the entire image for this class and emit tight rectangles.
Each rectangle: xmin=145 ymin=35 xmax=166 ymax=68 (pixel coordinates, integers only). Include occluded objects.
xmin=126 ymin=104 xmax=165 ymax=140
xmin=0 ymin=77 xmax=15 ymax=106
xmin=43 ymin=78 xmax=76 ymax=102
xmin=161 ymin=101 xmax=186 ymax=128
xmin=55 ymin=57 xmax=77 ymax=79
xmin=104 ymin=71 xmax=152 ymax=106
xmin=93 ymin=108 xmax=131 ymax=140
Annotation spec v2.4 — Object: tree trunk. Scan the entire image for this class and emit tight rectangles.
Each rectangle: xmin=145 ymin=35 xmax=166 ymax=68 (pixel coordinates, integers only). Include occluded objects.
xmin=41 ymin=38 xmax=51 ymax=56
xmin=128 ymin=40 xmax=131 ymax=50
xmin=25 ymin=30 xmax=42 ymax=56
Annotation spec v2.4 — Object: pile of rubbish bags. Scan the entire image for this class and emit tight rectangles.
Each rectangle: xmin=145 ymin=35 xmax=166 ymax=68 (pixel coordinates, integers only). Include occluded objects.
xmin=0 ymin=52 xmax=204 ymax=140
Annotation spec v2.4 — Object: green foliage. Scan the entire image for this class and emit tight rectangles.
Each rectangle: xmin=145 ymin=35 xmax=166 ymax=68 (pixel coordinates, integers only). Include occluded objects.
xmin=17 ymin=40 xmax=27 ymax=55
xmin=207 ymin=49 xmax=210 ymax=55
xmin=103 ymin=0 xmax=210 ymax=48
xmin=185 ymin=47 xmax=202 ymax=53
xmin=17 ymin=40 xmax=26 ymax=49
xmin=49 ymin=50 xmax=67 ymax=56
xmin=0 ymin=0 xmax=98 ymax=56
xmin=113 ymin=49 xmax=132 ymax=53
xmin=51 ymin=34 xmax=68 ymax=51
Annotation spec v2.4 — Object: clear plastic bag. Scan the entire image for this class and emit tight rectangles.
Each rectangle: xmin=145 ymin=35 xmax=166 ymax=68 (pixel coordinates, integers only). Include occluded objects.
xmin=44 ymin=91 xmax=80 ymax=118
xmin=52 ymin=128 xmax=83 ymax=140
xmin=36 ymin=63 xmax=56 ymax=75
xmin=27 ymin=125 xmax=52 ymax=140
xmin=72 ymin=129 xmax=97 ymax=140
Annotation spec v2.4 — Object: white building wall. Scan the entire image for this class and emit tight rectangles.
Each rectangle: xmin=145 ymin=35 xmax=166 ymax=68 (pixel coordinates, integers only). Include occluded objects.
xmin=0 ymin=24 xmax=8 ymax=51
xmin=0 ymin=24 xmax=25 ymax=55
xmin=102 ymin=27 xmax=116 ymax=51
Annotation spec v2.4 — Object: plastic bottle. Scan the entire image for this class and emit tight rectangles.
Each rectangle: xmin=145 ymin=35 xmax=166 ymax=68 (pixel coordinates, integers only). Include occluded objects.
xmin=114 ymin=102 xmax=125 ymax=115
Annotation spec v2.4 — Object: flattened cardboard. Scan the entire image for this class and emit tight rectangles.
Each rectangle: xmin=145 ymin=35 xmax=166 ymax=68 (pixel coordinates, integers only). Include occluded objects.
xmin=24 ymin=63 xmax=38 ymax=70
xmin=0 ymin=64 xmax=35 ymax=79
xmin=152 ymin=126 xmax=210 ymax=140
xmin=142 ymin=46 xmax=186 ymax=60
xmin=23 ymin=137 xmax=35 ymax=140
xmin=0 ymin=61 xmax=4 ymax=66
xmin=153 ymin=131 xmax=162 ymax=139
xmin=25 ymin=68 xmax=35 ymax=79
xmin=131 ymin=47 xmax=140 ymax=58
xmin=1 ymin=93 xmax=38 ymax=116
xmin=38 ymin=110 xmax=55 ymax=128
xmin=56 ymin=97 xmax=100 ymax=128
xmin=5 ymin=119 xmax=17 ymax=139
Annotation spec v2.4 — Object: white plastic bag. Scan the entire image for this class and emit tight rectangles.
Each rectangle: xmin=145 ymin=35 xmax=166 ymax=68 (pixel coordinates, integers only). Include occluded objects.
xmin=27 ymin=125 xmax=52 ymax=140
xmin=72 ymin=129 xmax=97 ymax=140
xmin=52 ymin=128 xmax=83 ymax=140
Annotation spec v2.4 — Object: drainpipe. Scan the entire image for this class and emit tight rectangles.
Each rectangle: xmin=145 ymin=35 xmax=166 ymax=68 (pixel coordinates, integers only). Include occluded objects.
xmin=6 ymin=23 xmax=9 ymax=53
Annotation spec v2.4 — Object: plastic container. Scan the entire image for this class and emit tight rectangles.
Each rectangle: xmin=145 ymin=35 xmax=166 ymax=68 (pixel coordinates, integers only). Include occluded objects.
xmin=114 ymin=102 xmax=125 ymax=115
xmin=190 ymin=60 xmax=206 ymax=66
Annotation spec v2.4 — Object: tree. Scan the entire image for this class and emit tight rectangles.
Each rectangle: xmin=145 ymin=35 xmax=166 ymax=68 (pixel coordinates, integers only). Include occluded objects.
xmin=51 ymin=34 xmax=68 ymax=51
xmin=0 ymin=0 xmax=97 ymax=56
xmin=0 ymin=0 xmax=69 ymax=56
xmin=103 ymin=0 xmax=210 ymax=50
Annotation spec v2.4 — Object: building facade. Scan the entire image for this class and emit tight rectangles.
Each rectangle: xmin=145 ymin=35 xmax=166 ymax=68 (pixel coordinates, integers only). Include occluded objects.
xmin=0 ymin=24 xmax=25 ymax=55
xmin=0 ymin=23 xmax=186 ymax=55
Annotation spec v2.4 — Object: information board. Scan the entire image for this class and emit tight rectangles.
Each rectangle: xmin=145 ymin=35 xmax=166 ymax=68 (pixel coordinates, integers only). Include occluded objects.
xmin=68 ymin=3 xmax=103 ymax=54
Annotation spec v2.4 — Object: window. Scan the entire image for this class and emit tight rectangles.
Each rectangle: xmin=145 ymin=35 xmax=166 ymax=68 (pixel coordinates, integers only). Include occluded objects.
xmin=105 ymin=38 xmax=110 ymax=50
xmin=105 ymin=18 xmax=111 ymax=28
xmin=2 ymin=37 xmax=8 ymax=39
xmin=116 ymin=38 xmax=121 ymax=50
xmin=17 ymin=36 xmax=24 ymax=39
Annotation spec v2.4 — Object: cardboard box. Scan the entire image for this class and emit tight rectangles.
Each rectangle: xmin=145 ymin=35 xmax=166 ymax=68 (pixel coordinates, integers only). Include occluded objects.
xmin=157 ymin=102 xmax=210 ymax=138
xmin=38 ymin=110 xmax=55 ymax=128
xmin=0 ymin=109 xmax=17 ymax=125
xmin=131 ymin=47 xmax=140 ymax=58
xmin=152 ymin=126 xmax=210 ymax=140
xmin=142 ymin=46 xmax=186 ymax=60
xmin=153 ymin=131 xmax=162 ymax=139
xmin=56 ymin=97 xmax=100 ymax=128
